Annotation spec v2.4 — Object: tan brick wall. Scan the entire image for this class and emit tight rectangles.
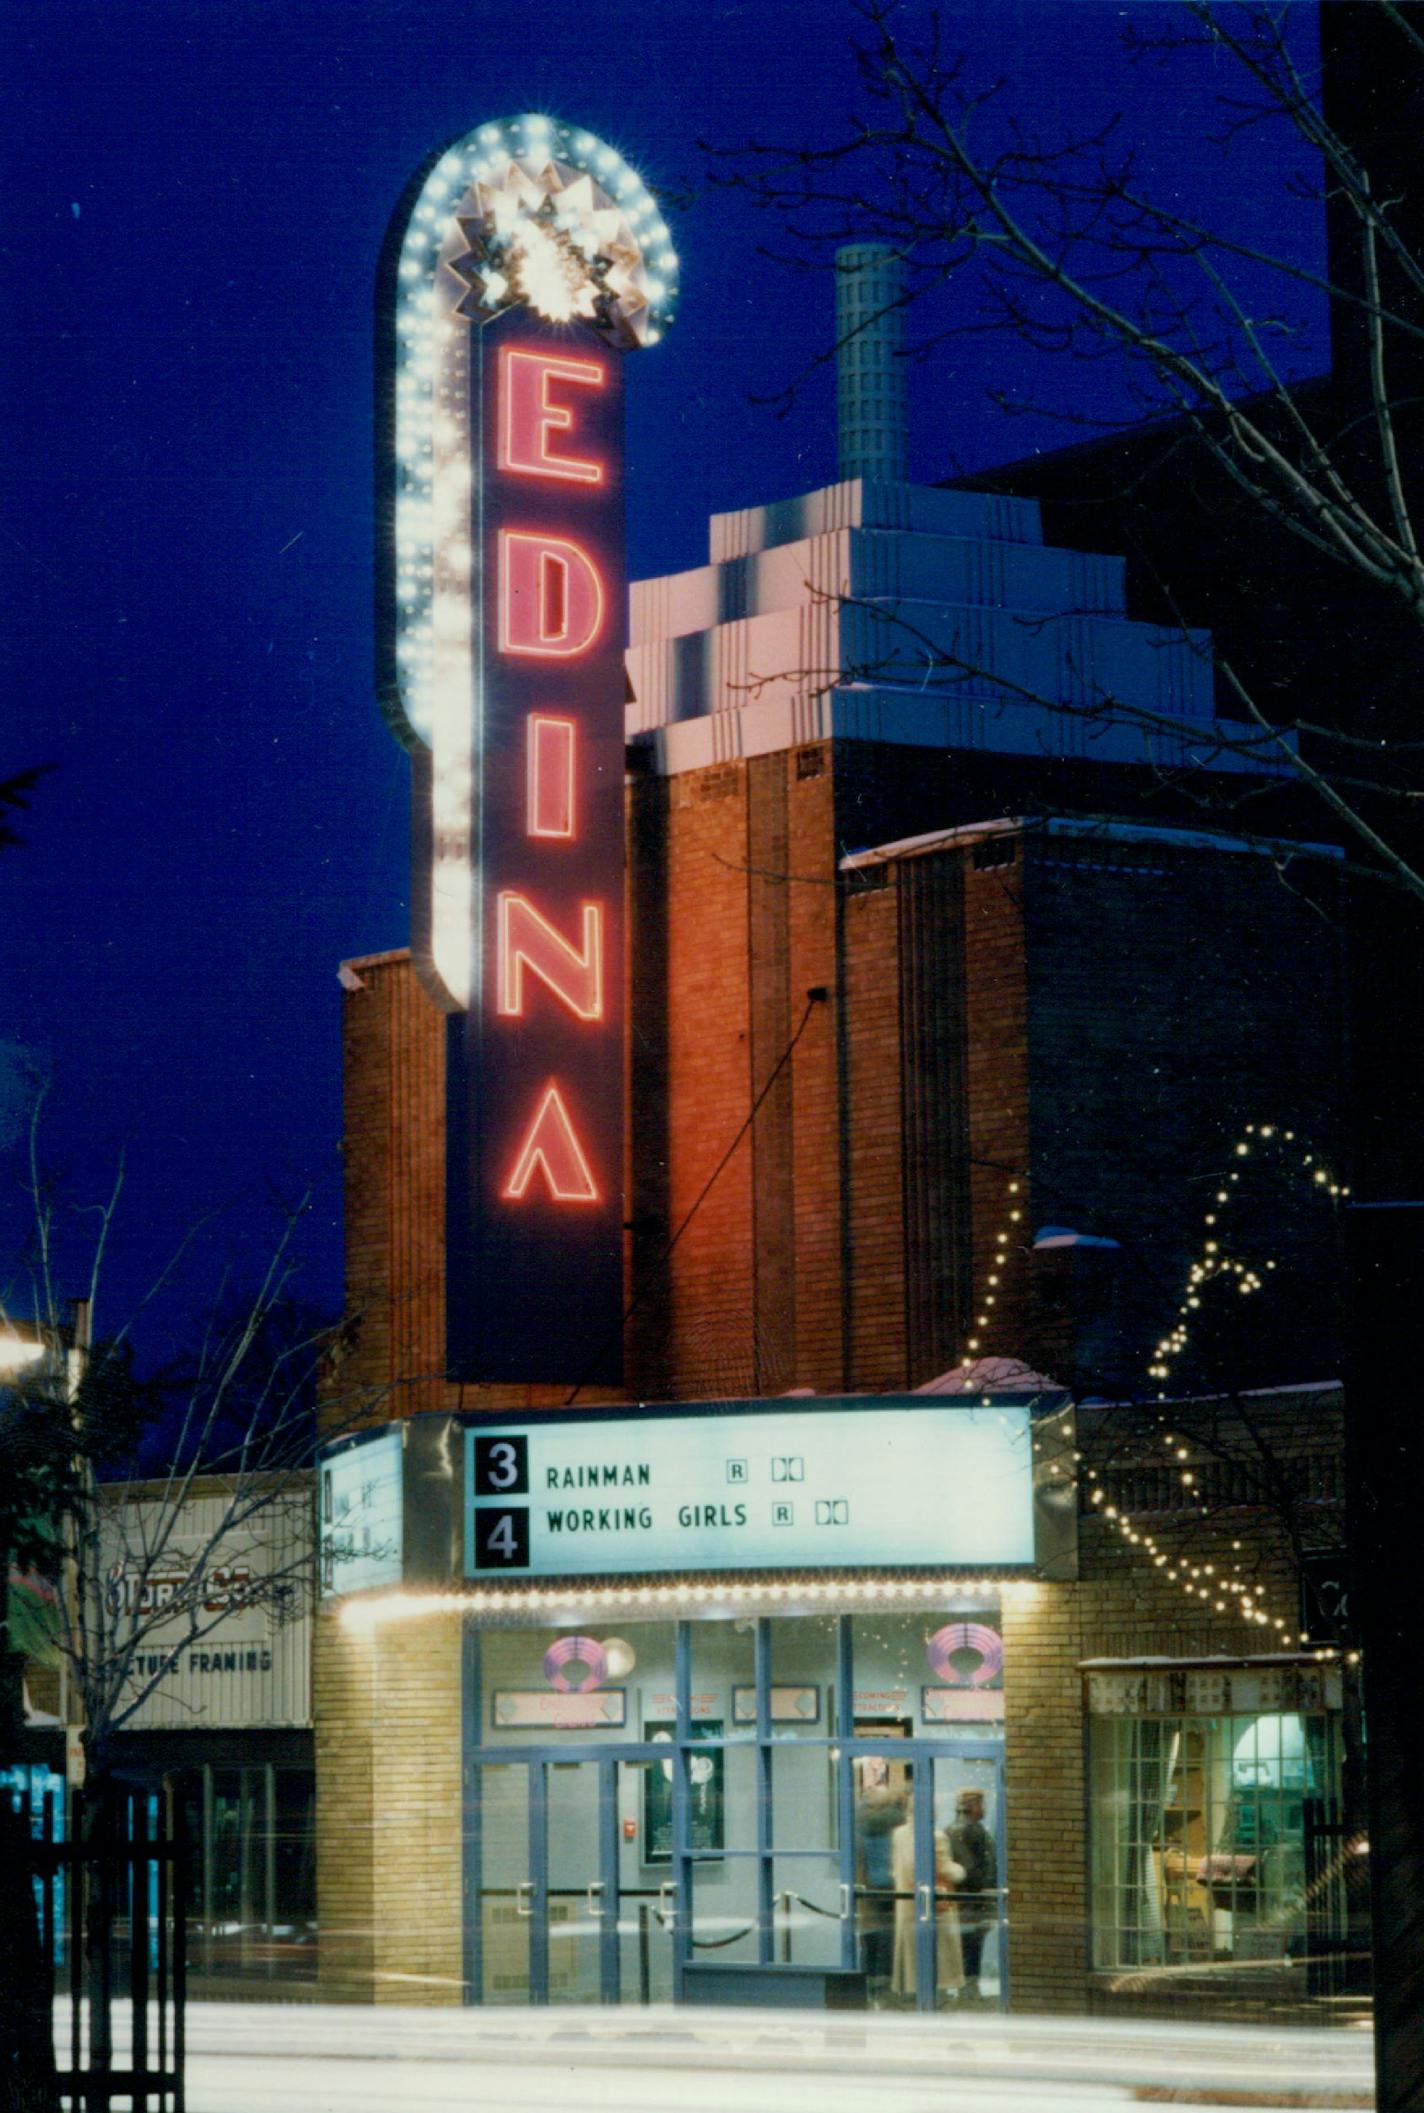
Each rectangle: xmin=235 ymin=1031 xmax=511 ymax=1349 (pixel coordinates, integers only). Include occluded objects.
xmin=314 ymin=1606 xmax=464 ymax=2003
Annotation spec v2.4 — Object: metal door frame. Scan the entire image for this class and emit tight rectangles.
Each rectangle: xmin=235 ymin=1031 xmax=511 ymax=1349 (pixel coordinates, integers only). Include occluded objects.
xmin=467 ymin=1743 xmax=670 ymax=2005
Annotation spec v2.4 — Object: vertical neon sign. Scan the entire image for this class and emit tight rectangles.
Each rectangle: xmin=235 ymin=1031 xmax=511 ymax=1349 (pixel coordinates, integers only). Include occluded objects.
xmin=378 ymin=117 xmax=676 ymax=1385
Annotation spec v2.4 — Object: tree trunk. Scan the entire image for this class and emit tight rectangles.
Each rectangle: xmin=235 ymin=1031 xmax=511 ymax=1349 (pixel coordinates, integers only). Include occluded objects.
xmin=79 ymin=1770 xmax=117 ymax=2113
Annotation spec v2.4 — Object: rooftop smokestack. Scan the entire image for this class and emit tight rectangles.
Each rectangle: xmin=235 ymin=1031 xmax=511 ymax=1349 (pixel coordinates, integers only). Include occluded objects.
xmin=836 ymin=243 xmax=908 ymax=482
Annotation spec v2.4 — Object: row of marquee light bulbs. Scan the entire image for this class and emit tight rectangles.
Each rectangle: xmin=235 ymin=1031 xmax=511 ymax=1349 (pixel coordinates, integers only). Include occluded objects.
xmin=341 ymin=1574 xmax=1022 ymax=1632
xmin=972 ymin=1127 xmax=1356 ymax=1667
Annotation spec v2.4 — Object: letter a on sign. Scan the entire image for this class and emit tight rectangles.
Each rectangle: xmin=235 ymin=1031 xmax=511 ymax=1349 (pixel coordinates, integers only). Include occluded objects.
xmin=503 ymin=1084 xmax=599 ymax=1202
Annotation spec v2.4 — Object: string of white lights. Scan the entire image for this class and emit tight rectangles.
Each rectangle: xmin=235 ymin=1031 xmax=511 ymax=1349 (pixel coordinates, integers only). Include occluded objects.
xmin=960 ymin=1179 xmax=1023 ymax=1363
xmin=340 ymin=1574 xmax=1034 ymax=1632
xmin=1150 ymin=1123 xmax=1347 ymax=1383
xmin=956 ymin=1132 xmax=1352 ymax=1660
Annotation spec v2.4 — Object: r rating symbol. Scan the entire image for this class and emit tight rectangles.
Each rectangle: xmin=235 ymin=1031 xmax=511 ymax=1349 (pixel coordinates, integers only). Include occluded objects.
xmin=726 ymin=1458 xmax=748 ymax=1484
xmin=772 ymin=1501 xmax=794 ymax=1527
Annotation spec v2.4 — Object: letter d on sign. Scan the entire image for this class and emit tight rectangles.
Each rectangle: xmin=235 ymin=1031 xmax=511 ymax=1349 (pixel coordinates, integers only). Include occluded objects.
xmin=500 ymin=531 xmax=605 ymax=657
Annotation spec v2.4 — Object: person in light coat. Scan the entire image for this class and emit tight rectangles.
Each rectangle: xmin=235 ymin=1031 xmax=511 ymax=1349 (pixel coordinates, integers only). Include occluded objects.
xmin=890 ymin=1817 xmax=964 ymax=2003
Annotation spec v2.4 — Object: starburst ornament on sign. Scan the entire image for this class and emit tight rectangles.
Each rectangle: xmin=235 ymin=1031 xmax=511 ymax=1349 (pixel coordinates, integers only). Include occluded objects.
xmin=450 ymin=155 xmax=663 ymax=350
xmin=385 ymin=116 xmax=677 ymax=751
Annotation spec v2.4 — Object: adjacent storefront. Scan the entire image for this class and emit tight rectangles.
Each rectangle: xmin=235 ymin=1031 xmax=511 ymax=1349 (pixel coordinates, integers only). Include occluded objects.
xmin=103 ymin=1480 xmax=317 ymax=1988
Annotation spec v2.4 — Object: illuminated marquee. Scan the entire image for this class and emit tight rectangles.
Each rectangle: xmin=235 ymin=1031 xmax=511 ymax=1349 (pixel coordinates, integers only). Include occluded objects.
xmin=378 ymin=117 xmax=675 ymax=1384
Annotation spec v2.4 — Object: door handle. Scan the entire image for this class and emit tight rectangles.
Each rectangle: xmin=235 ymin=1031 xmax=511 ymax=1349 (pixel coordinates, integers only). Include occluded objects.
xmin=586 ymin=1880 xmax=605 ymax=1919
xmin=839 ymin=1883 xmax=851 ymax=1921
xmin=917 ymin=1883 xmax=932 ymax=1924
xmin=515 ymin=1880 xmax=534 ymax=1920
xmin=658 ymin=1879 xmax=677 ymax=1933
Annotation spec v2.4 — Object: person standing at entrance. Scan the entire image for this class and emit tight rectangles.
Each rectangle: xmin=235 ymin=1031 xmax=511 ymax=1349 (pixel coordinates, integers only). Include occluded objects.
xmin=949 ymin=1787 xmax=997 ymax=2003
xmin=890 ymin=1816 xmax=963 ymax=2004
xmin=855 ymin=1763 xmax=904 ymax=2000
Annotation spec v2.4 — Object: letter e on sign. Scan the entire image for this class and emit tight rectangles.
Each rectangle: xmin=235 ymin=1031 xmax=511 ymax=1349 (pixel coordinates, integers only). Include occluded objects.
xmin=500 ymin=348 xmax=606 ymax=484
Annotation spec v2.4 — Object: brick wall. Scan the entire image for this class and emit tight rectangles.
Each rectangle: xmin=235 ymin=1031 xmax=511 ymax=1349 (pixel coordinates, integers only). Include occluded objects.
xmin=627 ymin=747 xmax=842 ymax=1399
xmin=338 ymin=951 xmax=447 ymax=1424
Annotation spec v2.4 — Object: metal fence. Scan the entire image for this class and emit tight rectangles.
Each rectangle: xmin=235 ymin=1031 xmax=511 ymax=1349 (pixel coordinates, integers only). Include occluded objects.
xmin=23 ymin=1783 xmax=187 ymax=2113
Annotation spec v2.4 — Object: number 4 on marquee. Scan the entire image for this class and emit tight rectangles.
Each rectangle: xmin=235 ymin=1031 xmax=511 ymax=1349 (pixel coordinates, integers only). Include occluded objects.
xmin=473 ymin=1507 xmax=529 ymax=1569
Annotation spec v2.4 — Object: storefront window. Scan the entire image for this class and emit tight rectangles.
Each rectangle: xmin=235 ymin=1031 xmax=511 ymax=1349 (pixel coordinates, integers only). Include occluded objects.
xmin=850 ymin=1607 xmax=1005 ymax=1738
xmin=687 ymin=1853 xmax=759 ymax=1964
xmin=477 ymin=1621 xmax=677 ymax=1744
xmin=171 ymin=1764 xmax=316 ymax=1981
xmin=767 ymin=1615 xmax=837 ymax=1737
xmin=687 ymin=1618 xmax=756 ymax=1739
xmin=1088 ymin=1710 xmax=1342 ymax=1973
xmin=464 ymin=1607 xmax=1007 ymax=2009
xmin=771 ymin=1743 xmax=837 ymax=1850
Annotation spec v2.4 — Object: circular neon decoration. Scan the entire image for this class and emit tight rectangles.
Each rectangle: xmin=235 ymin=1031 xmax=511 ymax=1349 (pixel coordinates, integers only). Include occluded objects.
xmin=543 ymin=1635 xmax=609 ymax=1693
xmin=926 ymin=1621 xmax=1003 ymax=1688
xmin=386 ymin=116 xmax=676 ymax=750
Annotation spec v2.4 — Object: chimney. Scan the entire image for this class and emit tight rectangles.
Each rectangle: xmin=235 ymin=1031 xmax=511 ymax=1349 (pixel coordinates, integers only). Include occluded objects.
xmin=836 ymin=243 xmax=908 ymax=482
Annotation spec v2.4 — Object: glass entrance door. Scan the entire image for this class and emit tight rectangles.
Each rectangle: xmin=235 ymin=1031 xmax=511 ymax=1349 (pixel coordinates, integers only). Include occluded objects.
xmin=473 ymin=1751 xmax=675 ymax=2005
xmin=848 ymin=1742 xmax=1005 ymax=2012
xmin=545 ymin=1761 xmax=604 ymax=2003
xmin=614 ymin=1757 xmax=675 ymax=2003
xmin=932 ymin=1752 xmax=1005 ymax=2008
xmin=476 ymin=1761 xmax=533 ymax=2004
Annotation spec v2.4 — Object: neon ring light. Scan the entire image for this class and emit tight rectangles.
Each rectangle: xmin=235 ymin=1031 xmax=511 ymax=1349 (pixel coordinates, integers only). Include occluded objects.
xmin=926 ymin=1621 xmax=1003 ymax=1687
xmin=543 ymin=1635 xmax=609 ymax=1693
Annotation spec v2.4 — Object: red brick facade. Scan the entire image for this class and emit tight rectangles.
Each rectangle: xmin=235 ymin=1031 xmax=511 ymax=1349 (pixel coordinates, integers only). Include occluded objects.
xmin=338 ymin=752 xmax=1342 ymax=1415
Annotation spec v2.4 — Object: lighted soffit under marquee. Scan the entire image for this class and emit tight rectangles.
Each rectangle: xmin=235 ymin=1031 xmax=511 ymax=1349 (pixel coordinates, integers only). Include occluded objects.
xmin=389 ymin=114 xmax=678 ymax=753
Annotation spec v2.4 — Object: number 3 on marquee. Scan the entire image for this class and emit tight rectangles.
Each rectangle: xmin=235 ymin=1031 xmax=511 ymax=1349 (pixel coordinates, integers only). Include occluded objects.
xmin=473 ymin=1433 xmax=528 ymax=1496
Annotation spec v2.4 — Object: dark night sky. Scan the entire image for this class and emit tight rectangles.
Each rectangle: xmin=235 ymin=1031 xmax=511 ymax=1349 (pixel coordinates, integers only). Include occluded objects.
xmin=2 ymin=1 xmax=1324 ymax=1354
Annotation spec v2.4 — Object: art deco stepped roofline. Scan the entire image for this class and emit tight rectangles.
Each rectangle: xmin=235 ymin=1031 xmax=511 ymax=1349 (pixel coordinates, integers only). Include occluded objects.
xmin=624 ymin=476 xmax=1290 ymax=780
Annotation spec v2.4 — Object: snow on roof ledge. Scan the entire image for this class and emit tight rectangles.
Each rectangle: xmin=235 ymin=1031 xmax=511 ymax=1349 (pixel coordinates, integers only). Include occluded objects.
xmin=914 ymin=1356 xmax=1062 ymax=1395
xmin=841 ymin=814 xmax=1344 ymax=871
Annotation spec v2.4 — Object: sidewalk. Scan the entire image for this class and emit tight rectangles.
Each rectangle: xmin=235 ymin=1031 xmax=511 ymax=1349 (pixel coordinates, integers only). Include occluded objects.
xmin=171 ymin=2001 xmax=1375 ymax=2113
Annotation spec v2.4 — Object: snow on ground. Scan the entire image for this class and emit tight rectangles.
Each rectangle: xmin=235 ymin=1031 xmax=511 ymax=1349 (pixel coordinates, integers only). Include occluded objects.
xmin=160 ymin=2002 xmax=1374 ymax=2113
